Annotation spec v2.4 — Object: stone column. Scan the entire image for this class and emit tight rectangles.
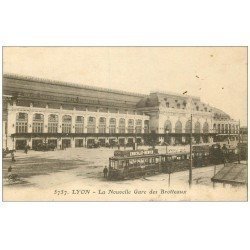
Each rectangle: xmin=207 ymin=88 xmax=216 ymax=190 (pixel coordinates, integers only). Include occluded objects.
xmin=208 ymin=136 xmax=213 ymax=143
xmin=159 ymin=137 xmax=164 ymax=144
xmin=28 ymin=111 xmax=33 ymax=133
xmin=171 ymin=137 xmax=175 ymax=145
xmin=44 ymin=112 xmax=49 ymax=133
xmin=182 ymin=136 xmax=186 ymax=144
xmin=58 ymin=138 xmax=62 ymax=149
xmin=7 ymin=110 xmax=17 ymax=135
xmin=58 ymin=113 xmax=62 ymax=133
xmin=141 ymin=137 xmax=144 ymax=144
xmin=71 ymin=138 xmax=75 ymax=148
xmin=95 ymin=115 xmax=98 ymax=134
xmin=82 ymin=138 xmax=86 ymax=147
xmin=200 ymin=136 xmax=203 ymax=144
xmin=72 ymin=112 xmax=76 ymax=134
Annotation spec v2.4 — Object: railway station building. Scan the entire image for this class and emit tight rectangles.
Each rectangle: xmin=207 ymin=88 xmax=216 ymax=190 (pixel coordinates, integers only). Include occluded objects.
xmin=2 ymin=74 xmax=240 ymax=150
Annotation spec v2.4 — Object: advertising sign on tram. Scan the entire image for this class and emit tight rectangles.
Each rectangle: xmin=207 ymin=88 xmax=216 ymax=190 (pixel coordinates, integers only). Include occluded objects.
xmin=114 ymin=149 xmax=158 ymax=157
xmin=167 ymin=146 xmax=189 ymax=154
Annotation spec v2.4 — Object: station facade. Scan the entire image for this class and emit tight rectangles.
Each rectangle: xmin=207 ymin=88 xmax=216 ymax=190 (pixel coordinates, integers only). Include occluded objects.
xmin=2 ymin=74 xmax=240 ymax=150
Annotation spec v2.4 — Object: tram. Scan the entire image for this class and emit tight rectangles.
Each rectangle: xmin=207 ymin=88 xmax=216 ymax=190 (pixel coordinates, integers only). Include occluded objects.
xmin=160 ymin=152 xmax=190 ymax=174
xmin=193 ymin=145 xmax=210 ymax=167
xmin=108 ymin=148 xmax=161 ymax=180
xmin=108 ymin=144 xmax=240 ymax=180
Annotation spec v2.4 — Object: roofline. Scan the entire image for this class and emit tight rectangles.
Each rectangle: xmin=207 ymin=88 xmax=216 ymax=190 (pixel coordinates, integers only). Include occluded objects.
xmin=150 ymin=90 xmax=200 ymax=100
xmin=3 ymin=73 xmax=147 ymax=98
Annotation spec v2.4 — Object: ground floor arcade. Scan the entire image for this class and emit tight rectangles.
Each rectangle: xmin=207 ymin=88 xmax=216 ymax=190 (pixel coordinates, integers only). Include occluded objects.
xmin=4 ymin=131 xmax=239 ymax=150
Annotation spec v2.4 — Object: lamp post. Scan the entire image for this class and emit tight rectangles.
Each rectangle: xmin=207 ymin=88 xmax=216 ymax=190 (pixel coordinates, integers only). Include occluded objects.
xmin=238 ymin=120 xmax=241 ymax=164
xmin=165 ymin=129 xmax=170 ymax=187
xmin=189 ymin=114 xmax=193 ymax=188
xmin=182 ymin=92 xmax=194 ymax=188
xmin=165 ymin=129 xmax=169 ymax=154
xmin=134 ymin=128 xmax=137 ymax=150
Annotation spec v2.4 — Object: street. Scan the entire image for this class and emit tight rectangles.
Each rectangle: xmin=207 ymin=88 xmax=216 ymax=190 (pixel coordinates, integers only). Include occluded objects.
xmin=3 ymin=146 xmax=247 ymax=201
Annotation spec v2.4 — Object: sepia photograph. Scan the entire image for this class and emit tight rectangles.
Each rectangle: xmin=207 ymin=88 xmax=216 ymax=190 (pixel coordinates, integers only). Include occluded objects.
xmin=2 ymin=46 xmax=248 ymax=201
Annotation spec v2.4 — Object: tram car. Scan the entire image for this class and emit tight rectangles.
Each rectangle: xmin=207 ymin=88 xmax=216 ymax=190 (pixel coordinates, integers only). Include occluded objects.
xmin=108 ymin=148 xmax=161 ymax=180
xmin=238 ymin=142 xmax=247 ymax=160
xmin=160 ymin=152 xmax=190 ymax=174
xmin=108 ymin=144 xmax=240 ymax=180
xmin=193 ymin=145 xmax=210 ymax=167
xmin=225 ymin=145 xmax=239 ymax=162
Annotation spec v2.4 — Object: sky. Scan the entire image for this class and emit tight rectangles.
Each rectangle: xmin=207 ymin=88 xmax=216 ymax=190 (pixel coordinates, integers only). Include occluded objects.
xmin=3 ymin=47 xmax=247 ymax=125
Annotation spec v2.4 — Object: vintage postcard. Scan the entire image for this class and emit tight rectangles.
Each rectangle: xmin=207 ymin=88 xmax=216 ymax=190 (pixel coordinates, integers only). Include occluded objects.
xmin=2 ymin=47 xmax=248 ymax=201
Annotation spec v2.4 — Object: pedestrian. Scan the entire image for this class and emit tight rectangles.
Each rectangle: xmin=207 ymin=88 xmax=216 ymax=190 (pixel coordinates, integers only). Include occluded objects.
xmin=8 ymin=165 xmax=12 ymax=179
xmin=103 ymin=166 xmax=108 ymax=179
xmin=11 ymin=152 xmax=16 ymax=162
xmin=118 ymin=143 xmax=120 ymax=150
xmin=24 ymin=145 xmax=28 ymax=154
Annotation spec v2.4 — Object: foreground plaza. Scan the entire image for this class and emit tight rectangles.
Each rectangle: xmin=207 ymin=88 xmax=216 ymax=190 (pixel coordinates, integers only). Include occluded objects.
xmin=3 ymin=146 xmax=247 ymax=201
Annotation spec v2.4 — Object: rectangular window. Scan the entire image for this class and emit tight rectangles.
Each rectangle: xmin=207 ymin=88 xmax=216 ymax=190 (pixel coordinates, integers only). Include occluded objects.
xmin=119 ymin=126 xmax=125 ymax=133
xmin=16 ymin=122 xmax=28 ymax=133
xmin=48 ymin=123 xmax=58 ymax=133
xmin=33 ymin=122 xmax=44 ymax=133
xmin=87 ymin=126 xmax=95 ymax=133
xmin=109 ymin=126 xmax=116 ymax=133
xmin=99 ymin=126 xmax=106 ymax=133
xmin=75 ymin=124 xmax=84 ymax=133
xmin=62 ymin=124 xmax=71 ymax=133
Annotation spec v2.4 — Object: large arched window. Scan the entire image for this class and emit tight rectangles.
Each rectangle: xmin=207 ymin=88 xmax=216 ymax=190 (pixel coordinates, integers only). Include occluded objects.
xmin=135 ymin=119 xmax=142 ymax=133
xmin=232 ymin=125 xmax=235 ymax=134
xmin=175 ymin=121 xmax=182 ymax=133
xmin=16 ymin=112 xmax=28 ymax=133
xmin=225 ymin=124 xmax=229 ymax=134
xmin=235 ymin=125 xmax=239 ymax=134
xmin=119 ymin=118 xmax=126 ymax=133
xmin=99 ymin=117 xmax=106 ymax=133
xmin=87 ymin=117 xmax=96 ymax=133
xmin=48 ymin=114 xmax=58 ymax=133
xmin=128 ymin=119 xmax=134 ymax=133
xmin=221 ymin=124 xmax=225 ymax=133
xmin=194 ymin=121 xmax=201 ymax=133
xmin=75 ymin=116 xmax=84 ymax=133
xmin=203 ymin=122 xmax=209 ymax=133
xmin=62 ymin=115 xmax=72 ymax=133
xmin=218 ymin=124 xmax=221 ymax=133
xmin=144 ymin=120 xmax=149 ymax=134
xmin=164 ymin=120 xmax=172 ymax=133
xmin=109 ymin=118 xmax=116 ymax=133
xmin=213 ymin=123 xmax=217 ymax=132
xmin=33 ymin=113 xmax=44 ymax=133
xmin=185 ymin=120 xmax=192 ymax=133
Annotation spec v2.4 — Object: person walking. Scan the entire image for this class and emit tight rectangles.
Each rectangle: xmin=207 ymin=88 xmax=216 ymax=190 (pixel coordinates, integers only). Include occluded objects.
xmin=24 ymin=145 xmax=28 ymax=154
xmin=103 ymin=166 xmax=108 ymax=179
xmin=8 ymin=165 xmax=12 ymax=179
xmin=11 ymin=152 xmax=16 ymax=162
